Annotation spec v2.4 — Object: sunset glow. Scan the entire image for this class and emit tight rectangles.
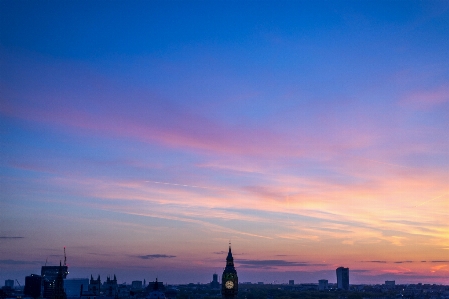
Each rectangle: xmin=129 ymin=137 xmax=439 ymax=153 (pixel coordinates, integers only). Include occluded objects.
xmin=1 ymin=0 xmax=448 ymax=285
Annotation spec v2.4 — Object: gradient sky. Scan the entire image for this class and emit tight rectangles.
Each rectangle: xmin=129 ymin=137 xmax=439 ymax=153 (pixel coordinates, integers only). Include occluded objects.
xmin=1 ymin=0 xmax=448 ymax=286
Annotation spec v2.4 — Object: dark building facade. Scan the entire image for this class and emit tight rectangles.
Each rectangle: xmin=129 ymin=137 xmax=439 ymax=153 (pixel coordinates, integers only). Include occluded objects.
xmin=336 ymin=267 xmax=349 ymax=290
xmin=24 ymin=274 xmax=42 ymax=298
xmin=221 ymin=246 xmax=238 ymax=299
xmin=89 ymin=275 xmax=101 ymax=295
xmin=211 ymin=273 xmax=219 ymax=289
xmin=42 ymin=263 xmax=68 ymax=299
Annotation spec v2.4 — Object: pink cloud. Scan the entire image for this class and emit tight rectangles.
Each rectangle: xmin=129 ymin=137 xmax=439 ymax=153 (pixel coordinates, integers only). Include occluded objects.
xmin=400 ymin=86 xmax=449 ymax=109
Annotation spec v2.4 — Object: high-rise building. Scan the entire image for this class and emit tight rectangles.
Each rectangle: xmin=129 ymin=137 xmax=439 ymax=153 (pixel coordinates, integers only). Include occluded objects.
xmin=289 ymin=280 xmax=294 ymax=285
xmin=42 ymin=263 xmax=68 ymax=299
xmin=24 ymin=274 xmax=42 ymax=298
xmin=221 ymin=246 xmax=238 ymax=299
xmin=54 ymin=263 xmax=67 ymax=299
xmin=336 ymin=267 xmax=349 ymax=290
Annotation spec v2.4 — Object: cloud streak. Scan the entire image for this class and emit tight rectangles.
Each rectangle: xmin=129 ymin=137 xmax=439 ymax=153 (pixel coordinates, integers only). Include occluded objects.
xmin=137 ymin=254 xmax=176 ymax=260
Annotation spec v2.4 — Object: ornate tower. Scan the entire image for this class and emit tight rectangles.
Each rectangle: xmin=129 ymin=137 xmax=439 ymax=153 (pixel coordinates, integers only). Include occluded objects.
xmin=221 ymin=245 xmax=238 ymax=299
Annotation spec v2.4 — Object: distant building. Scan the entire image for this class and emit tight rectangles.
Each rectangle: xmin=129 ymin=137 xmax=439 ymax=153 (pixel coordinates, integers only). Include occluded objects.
xmin=64 ymin=278 xmax=88 ymax=298
xmin=89 ymin=275 xmax=101 ymax=295
xmin=4 ymin=280 xmax=14 ymax=288
xmin=131 ymin=281 xmax=143 ymax=290
xmin=385 ymin=281 xmax=395 ymax=289
xmin=147 ymin=281 xmax=164 ymax=292
xmin=210 ymin=274 xmax=219 ymax=289
xmin=318 ymin=279 xmax=328 ymax=290
xmin=289 ymin=280 xmax=294 ymax=285
xmin=147 ymin=278 xmax=165 ymax=299
xmin=336 ymin=267 xmax=349 ymax=290
xmin=102 ymin=275 xmax=117 ymax=297
xmin=24 ymin=274 xmax=42 ymax=298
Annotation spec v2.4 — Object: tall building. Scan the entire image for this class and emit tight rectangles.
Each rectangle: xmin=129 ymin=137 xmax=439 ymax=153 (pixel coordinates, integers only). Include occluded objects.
xmin=42 ymin=263 xmax=68 ymax=299
xmin=336 ymin=267 xmax=349 ymax=290
xmin=53 ymin=263 xmax=67 ymax=299
xmin=221 ymin=245 xmax=238 ymax=299
xmin=24 ymin=274 xmax=42 ymax=298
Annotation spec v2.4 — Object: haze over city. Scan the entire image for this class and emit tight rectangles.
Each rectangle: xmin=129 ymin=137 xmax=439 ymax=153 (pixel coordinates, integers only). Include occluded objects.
xmin=1 ymin=0 xmax=448 ymax=286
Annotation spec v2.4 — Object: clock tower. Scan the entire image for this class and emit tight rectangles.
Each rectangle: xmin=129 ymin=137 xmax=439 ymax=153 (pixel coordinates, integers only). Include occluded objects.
xmin=221 ymin=245 xmax=238 ymax=299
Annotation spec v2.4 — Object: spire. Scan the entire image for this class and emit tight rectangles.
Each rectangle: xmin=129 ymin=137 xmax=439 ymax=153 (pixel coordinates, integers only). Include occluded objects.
xmin=226 ymin=245 xmax=233 ymax=261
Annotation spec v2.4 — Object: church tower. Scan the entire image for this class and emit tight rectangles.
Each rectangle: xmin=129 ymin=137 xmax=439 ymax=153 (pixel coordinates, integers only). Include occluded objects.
xmin=221 ymin=245 xmax=238 ymax=299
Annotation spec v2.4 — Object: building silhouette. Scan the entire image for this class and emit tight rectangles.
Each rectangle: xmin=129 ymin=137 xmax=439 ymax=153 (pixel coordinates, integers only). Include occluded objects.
xmin=103 ymin=275 xmax=117 ymax=297
xmin=24 ymin=274 xmax=42 ymax=299
xmin=53 ymin=263 xmax=67 ymax=299
xmin=4 ymin=281 xmax=13 ymax=289
xmin=210 ymin=273 xmax=220 ymax=289
xmin=42 ymin=263 xmax=68 ymax=299
xmin=336 ymin=267 xmax=349 ymax=290
xmin=89 ymin=275 xmax=101 ymax=296
xmin=147 ymin=278 xmax=165 ymax=299
xmin=221 ymin=245 xmax=238 ymax=299
xmin=318 ymin=279 xmax=328 ymax=290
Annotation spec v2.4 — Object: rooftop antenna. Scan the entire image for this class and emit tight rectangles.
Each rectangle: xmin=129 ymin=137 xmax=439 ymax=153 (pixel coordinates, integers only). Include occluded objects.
xmin=45 ymin=257 xmax=48 ymax=266
xmin=64 ymin=247 xmax=67 ymax=266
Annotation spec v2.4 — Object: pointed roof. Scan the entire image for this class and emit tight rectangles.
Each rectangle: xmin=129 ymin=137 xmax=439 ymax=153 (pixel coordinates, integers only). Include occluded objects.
xmin=226 ymin=245 xmax=233 ymax=261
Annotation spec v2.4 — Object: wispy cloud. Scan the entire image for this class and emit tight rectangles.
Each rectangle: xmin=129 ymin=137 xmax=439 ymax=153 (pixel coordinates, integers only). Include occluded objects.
xmin=137 ymin=254 xmax=176 ymax=259
xmin=0 ymin=259 xmax=41 ymax=265
xmin=238 ymin=259 xmax=326 ymax=269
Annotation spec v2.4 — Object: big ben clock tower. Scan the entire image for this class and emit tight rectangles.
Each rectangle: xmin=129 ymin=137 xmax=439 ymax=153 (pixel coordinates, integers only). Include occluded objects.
xmin=221 ymin=245 xmax=238 ymax=299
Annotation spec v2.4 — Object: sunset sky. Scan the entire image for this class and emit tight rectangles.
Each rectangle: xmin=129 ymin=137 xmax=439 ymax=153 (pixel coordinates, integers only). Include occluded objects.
xmin=1 ymin=0 xmax=448 ymax=285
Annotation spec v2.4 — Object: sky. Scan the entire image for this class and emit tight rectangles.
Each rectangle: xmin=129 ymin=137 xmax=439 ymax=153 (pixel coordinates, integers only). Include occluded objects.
xmin=1 ymin=0 xmax=448 ymax=286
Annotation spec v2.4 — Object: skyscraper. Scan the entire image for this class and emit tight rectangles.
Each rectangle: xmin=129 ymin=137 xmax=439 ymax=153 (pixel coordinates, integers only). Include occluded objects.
xmin=221 ymin=246 xmax=238 ymax=299
xmin=336 ymin=267 xmax=349 ymax=290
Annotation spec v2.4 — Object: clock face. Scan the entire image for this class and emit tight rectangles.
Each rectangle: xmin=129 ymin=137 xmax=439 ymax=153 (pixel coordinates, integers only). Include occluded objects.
xmin=225 ymin=280 xmax=234 ymax=289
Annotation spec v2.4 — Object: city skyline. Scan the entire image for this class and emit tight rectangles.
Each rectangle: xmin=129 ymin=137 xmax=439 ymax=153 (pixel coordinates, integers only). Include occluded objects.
xmin=1 ymin=0 xmax=448 ymax=285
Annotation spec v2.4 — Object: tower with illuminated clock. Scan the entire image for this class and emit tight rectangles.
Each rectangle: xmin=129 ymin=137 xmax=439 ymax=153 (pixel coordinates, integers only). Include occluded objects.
xmin=221 ymin=245 xmax=238 ymax=299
